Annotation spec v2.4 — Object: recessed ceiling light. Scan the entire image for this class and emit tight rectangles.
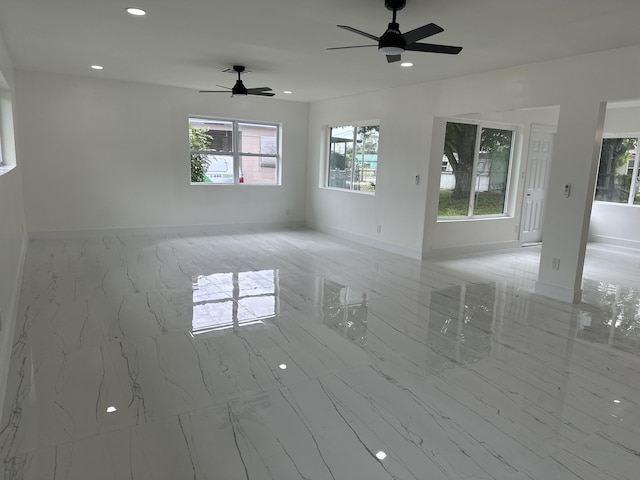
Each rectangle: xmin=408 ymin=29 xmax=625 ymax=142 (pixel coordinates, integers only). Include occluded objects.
xmin=375 ymin=451 xmax=387 ymax=460
xmin=91 ymin=65 xmax=104 ymax=70
xmin=400 ymin=62 xmax=413 ymax=67
xmin=126 ymin=7 xmax=147 ymax=16
xmin=614 ymin=399 xmax=621 ymax=404
xmin=106 ymin=406 xmax=117 ymax=413
xmin=283 ymin=91 xmax=293 ymax=95
xmin=279 ymin=364 xmax=287 ymax=370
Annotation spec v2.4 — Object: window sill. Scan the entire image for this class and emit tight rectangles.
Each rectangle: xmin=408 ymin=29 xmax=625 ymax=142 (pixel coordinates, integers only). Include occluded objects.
xmin=437 ymin=214 xmax=511 ymax=223
xmin=321 ymin=186 xmax=375 ymax=196
xmin=190 ymin=183 xmax=281 ymax=187
xmin=0 ymin=164 xmax=16 ymax=177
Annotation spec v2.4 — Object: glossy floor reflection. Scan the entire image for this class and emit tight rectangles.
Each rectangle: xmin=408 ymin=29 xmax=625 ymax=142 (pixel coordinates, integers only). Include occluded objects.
xmin=2 ymin=230 xmax=640 ymax=479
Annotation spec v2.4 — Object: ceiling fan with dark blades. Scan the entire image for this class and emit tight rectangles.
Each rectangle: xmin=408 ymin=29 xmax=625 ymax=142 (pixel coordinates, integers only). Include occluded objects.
xmin=327 ymin=0 xmax=462 ymax=63
xmin=199 ymin=65 xmax=275 ymax=97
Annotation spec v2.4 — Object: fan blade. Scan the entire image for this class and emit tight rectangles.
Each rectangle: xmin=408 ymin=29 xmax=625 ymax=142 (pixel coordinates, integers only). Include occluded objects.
xmin=402 ymin=23 xmax=443 ymax=45
xmin=386 ymin=54 xmax=402 ymax=63
xmin=337 ymin=25 xmax=379 ymax=42
xmin=327 ymin=45 xmax=377 ymax=50
xmin=199 ymin=90 xmax=232 ymax=93
xmin=405 ymin=43 xmax=462 ymax=55
xmin=250 ymin=91 xmax=276 ymax=97
xmin=247 ymin=87 xmax=273 ymax=94
xmin=216 ymin=85 xmax=232 ymax=90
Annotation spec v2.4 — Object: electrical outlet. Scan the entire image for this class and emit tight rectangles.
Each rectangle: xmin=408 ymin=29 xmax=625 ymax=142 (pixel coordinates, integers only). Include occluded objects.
xmin=552 ymin=258 xmax=560 ymax=270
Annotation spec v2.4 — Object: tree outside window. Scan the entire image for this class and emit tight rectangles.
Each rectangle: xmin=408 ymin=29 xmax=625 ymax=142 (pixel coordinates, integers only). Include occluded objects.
xmin=189 ymin=117 xmax=280 ymax=185
xmin=595 ymin=137 xmax=640 ymax=205
xmin=439 ymin=121 xmax=515 ymax=218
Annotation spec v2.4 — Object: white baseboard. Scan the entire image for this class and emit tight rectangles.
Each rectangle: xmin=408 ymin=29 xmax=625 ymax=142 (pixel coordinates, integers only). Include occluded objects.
xmin=28 ymin=221 xmax=306 ymax=240
xmin=0 ymin=230 xmax=28 ymax=420
xmin=589 ymin=234 xmax=640 ymax=250
xmin=426 ymin=239 xmax=520 ymax=259
xmin=307 ymin=222 xmax=423 ymax=259
xmin=535 ymin=280 xmax=582 ymax=304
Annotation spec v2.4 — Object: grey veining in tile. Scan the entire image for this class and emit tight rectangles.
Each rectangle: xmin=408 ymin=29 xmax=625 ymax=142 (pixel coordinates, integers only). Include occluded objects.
xmin=2 ymin=230 xmax=640 ymax=479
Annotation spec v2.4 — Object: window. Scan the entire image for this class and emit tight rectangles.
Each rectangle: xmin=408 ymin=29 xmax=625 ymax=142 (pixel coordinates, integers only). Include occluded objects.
xmin=189 ymin=117 xmax=280 ymax=185
xmin=327 ymin=124 xmax=379 ymax=193
xmin=438 ymin=121 xmax=516 ymax=218
xmin=595 ymin=137 xmax=640 ymax=205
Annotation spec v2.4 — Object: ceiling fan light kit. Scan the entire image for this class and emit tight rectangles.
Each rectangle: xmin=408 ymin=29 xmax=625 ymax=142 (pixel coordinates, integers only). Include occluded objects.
xmin=328 ymin=0 xmax=462 ymax=63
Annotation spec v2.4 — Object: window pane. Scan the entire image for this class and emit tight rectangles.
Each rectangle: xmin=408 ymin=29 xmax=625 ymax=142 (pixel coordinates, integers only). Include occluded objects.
xmin=240 ymin=155 xmax=277 ymax=185
xmin=204 ymin=155 xmax=234 ymax=184
xmin=238 ymin=123 xmax=277 ymax=154
xmin=354 ymin=126 xmax=378 ymax=193
xmin=595 ymin=138 xmax=636 ymax=204
xmin=474 ymin=128 xmax=513 ymax=215
xmin=328 ymin=125 xmax=354 ymax=189
xmin=439 ymin=122 xmax=476 ymax=217
xmin=634 ymin=168 xmax=640 ymax=205
xmin=328 ymin=125 xmax=378 ymax=192
xmin=189 ymin=118 xmax=233 ymax=152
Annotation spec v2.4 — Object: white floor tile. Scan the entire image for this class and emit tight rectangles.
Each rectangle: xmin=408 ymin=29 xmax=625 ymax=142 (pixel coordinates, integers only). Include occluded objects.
xmin=2 ymin=230 xmax=639 ymax=479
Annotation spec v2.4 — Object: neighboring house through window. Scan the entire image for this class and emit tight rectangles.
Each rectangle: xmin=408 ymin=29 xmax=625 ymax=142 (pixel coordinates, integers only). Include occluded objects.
xmin=189 ymin=116 xmax=281 ymax=185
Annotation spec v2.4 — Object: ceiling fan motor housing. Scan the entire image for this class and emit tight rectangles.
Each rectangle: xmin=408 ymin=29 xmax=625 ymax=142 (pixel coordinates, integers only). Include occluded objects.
xmin=378 ymin=23 xmax=407 ymax=55
xmin=379 ymin=22 xmax=405 ymax=52
xmin=232 ymin=79 xmax=248 ymax=96
xmin=385 ymin=0 xmax=406 ymax=11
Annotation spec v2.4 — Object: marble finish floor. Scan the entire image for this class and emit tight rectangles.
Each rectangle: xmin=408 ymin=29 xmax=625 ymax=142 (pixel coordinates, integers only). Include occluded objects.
xmin=1 ymin=229 xmax=640 ymax=479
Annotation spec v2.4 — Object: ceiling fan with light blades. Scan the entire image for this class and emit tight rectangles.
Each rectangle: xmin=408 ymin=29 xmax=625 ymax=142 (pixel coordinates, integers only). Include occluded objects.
xmin=327 ymin=0 xmax=462 ymax=63
xmin=199 ymin=65 xmax=275 ymax=97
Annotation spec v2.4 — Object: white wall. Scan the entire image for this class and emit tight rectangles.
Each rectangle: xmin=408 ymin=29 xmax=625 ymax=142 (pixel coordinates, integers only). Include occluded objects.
xmin=0 ymin=28 xmax=28 ymax=419
xmin=16 ymin=71 xmax=309 ymax=235
xmin=306 ymin=45 xmax=640 ymax=261
xmin=306 ymin=84 xmax=432 ymax=258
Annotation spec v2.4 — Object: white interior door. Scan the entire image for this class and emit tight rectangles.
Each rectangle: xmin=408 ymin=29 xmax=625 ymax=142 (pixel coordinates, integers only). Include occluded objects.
xmin=520 ymin=124 xmax=556 ymax=244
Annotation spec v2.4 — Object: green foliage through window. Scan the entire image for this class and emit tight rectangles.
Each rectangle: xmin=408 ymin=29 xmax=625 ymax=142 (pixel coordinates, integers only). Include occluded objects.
xmin=439 ymin=121 xmax=515 ymax=218
xmin=327 ymin=124 xmax=379 ymax=193
xmin=595 ymin=137 xmax=639 ymax=205
xmin=189 ymin=125 xmax=212 ymax=183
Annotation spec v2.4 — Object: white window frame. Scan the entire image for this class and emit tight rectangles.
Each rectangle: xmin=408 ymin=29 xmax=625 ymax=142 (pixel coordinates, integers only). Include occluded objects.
xmin=596 ymin=133 xmax=640 ymax=206
xmin=438 ymin=118 xmax=518 ymax=220
xmin=0 ymin=86 xmax=17 ymax=176
xmin=189 ymin=116 xmax=281 ymax=185
xmin=324 ymin=122 xmax=380 ymax=195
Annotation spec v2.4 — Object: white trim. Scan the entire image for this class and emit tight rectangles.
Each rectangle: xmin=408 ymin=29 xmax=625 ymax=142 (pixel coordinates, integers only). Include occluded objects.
xmin=588 ymin=233 xmax=640 ymax=250
xmin=307 ymin=221 xmax=422 ymax=259
xmin=426 ymin=239 xmax=520 ymax=259
xmin=0 ymin=164 xmax=15 ymax=177
xmin=535 ymin=280 xmax=582 ymax=304
xmin=28 ymin=221 xmax=305 ymax=240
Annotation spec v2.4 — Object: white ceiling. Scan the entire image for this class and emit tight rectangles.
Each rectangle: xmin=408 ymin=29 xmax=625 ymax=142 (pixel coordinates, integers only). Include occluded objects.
xmin=2 ymin=0 xmax=640 ymax=102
